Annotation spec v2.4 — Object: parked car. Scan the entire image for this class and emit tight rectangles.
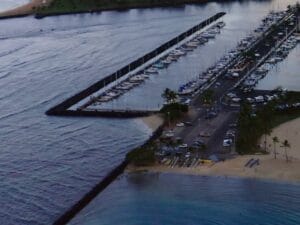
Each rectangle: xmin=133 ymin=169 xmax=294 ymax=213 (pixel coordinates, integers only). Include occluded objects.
xmin=223 ymin=139 xmax=233 ymax=147
xmin=164 ymin=131 xmax=174 ymax=138
xmin=229 ymin=123 xmax=237 ymax=128
xmin=179 ymin=143 xmax=188 ymax=148
xmin=199 ymin=131 xmax=211 ymax=137
xmin=205 ymin=111 xmax=218 ymax=119
xmin=184 ymin=121 xmax=193 ymax=126
xmin=246 ymin=97 xmax=254 ymax=103
xmin=255 ymin=96 xmax=264 ymax=103
xmin=194 ymin=139 xmax=205 ymax=146
xmin=232 ymin=97 xmax=241 ymax=103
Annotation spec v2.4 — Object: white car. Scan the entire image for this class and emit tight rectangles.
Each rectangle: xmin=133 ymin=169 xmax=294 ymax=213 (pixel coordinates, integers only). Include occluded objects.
xmin=255 ymin=96 xmax=264 ymax=103
xmin=179 ymin=144 xmax=188 ymax=148
xmin=223 ymin=139 xmax=232 ymax=147
xmin=232 ymin=98 xmax=241 ymax=103
xmin=246 ymin=98 xmax=254 ymax=103
xmin=232 ymin=72 xmax=239 ymax=78
xmin=227 ymin=92 xmax=237 ymax=98
xmin=176 ymin=122 xmax=185 ymax=127
xmin=164 ymin=131 xmax=174 ymax=138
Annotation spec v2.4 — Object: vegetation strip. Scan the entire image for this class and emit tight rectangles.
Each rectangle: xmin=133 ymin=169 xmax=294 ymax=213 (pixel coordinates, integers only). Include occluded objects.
xmin=35 ymin=0 xmax=224 ymax=18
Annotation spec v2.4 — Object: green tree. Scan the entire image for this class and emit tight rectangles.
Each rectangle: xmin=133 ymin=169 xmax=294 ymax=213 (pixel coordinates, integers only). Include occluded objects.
xmin=168 ymin=90 xmax=178 ymax=103
xmin=281 ymin=140 xmax=291 ymax=163
xmin=199 ymin=144 xmax=207 ymax=158
xmin=162 ymin=88 xmax=177 ymax=104
xmin=236 ymin=102 xmax=259 ymax=153
xmin=162 ymin=88 xmax=171 ymax=102
xmin=201 ymin=90 xmax=214 ymax=106
xmin=272 ymin=136 xmax=279 ymax=159
xmin=242 ymin=49 xmax=255 ymax=60
xmin=257 ymin=102 xmax=275 ymax=152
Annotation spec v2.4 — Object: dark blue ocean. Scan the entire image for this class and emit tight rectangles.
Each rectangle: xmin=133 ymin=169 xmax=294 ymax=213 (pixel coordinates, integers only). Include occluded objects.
xmin=70 ymin=173 xmax=300 ymax=225
xmin=0 ymin=0 xmax=299 ymax=224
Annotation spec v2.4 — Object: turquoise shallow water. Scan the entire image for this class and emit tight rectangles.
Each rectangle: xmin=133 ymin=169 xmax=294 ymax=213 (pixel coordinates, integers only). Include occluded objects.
xmin=70 ymin=173 xmax=300 ymax=225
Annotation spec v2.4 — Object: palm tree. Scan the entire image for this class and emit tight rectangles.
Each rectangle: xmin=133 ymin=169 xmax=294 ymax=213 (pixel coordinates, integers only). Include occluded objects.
xmin=258 ymin=103 xmax=274 ymax=152
xmin=162 ymin=88 xmax=177 ymax=104
xmin=199 ymin=144 xmax=207 ymax=158
xmin=162 ymin=88 xmax=171 ymax=103
xmin=201 ymin=90 xmax=214 ymax=106
xmin=272 ymin=136 xmax=279 ymax=159
xmin=168 ymin=90 xmax=178 ymax=103
xmin=281 ymin=140 xmax=291 ymax=163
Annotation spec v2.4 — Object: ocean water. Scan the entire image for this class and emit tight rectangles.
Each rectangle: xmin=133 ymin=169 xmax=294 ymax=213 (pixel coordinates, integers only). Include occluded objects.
xmin=0 ymin=0 xmax=29 ymax=12
xmin=69 ymin=173 xmax=300 ymax=225
xmin=0 ymin=0 xmax=299 ymax=224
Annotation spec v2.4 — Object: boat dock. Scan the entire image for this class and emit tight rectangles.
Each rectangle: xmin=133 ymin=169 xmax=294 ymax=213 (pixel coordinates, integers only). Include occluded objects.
xmin=46 ymin=12 xmax=226 ymax=118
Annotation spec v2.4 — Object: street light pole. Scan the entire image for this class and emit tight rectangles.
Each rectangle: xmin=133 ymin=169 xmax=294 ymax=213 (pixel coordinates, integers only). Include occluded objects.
xmin=167 ymin=111 xmax=170 ymax=128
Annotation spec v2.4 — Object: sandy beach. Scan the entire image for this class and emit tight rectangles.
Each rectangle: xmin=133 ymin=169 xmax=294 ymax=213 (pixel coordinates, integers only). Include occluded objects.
xmin=0 ymin=0 xmax=52 ymax=17
xmin=128 ymin=117 xmax=300 ymax=183
xmin=261 ymin=117 xmax=300 ymax=160
xmin=140 ymin=114 xmax=164 ymax=131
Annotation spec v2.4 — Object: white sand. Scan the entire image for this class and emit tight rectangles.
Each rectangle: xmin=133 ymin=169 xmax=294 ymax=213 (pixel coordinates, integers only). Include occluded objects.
xmin=0 ymin=0 xmax=53 ymax=17
xmin=128 ymin=155 xmax=300 ymax=183
xmin=261 ymin=117 xmax=300 ymax=160
xmin=140 ymin=114 xmax=164 ymax=131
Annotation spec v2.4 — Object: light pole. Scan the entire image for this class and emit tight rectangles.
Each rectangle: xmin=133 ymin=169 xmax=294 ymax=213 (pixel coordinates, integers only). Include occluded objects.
xmin=167 ymin=111 xmax=170 ymax=128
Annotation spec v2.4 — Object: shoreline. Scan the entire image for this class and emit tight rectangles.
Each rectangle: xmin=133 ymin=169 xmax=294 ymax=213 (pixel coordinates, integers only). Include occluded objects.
xmin=126 ymin=155 xmax=300 ymax=184
xmin=140 ymin=114 xmax=164 ymax=132
xmin=0 ymin=0 xmax=229 ymax=20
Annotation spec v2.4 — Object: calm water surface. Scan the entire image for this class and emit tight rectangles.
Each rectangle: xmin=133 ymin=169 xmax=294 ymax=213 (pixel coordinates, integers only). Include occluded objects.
xmin=0 ymin=0 xmax=299 ymax=224
xmin=69 ymin=173 xmax=300 ymax=225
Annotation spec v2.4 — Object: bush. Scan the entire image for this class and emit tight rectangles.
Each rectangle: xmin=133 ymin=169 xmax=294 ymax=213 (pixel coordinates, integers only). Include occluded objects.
xmin=126 ymin=146 xmax=155 ymax=167
xmin=160 ymin=103 xmax=188 ymax=121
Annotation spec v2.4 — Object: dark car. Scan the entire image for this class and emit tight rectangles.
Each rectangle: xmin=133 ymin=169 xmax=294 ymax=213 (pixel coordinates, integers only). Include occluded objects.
xmin=184 ymin=121 xmax=193 ymax=126
xmin=205 ymin=111 xmax=217 ymax=119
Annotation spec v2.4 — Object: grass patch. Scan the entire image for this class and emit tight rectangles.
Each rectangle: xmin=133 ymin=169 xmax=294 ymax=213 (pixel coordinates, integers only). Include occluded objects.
xmin=36 ymin=0 xmax=210 ymax=14
xmin=160 ymin=103 xmax=188 ymax=122
xmin=126 ymin=145 xmax=156 ymax=167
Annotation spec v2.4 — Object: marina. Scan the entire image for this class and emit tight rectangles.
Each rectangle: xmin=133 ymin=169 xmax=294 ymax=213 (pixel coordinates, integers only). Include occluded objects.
xmin=47 ymin=5 xmax=300 ymax=119
xmin=46 ymin=12 xmax=226 ymax=117
xmin=83 ymin=21 xmax=226 ymax=110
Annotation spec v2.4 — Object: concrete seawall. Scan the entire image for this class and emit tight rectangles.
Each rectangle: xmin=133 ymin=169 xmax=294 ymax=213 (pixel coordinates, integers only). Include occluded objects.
xmin=48 ymin=109 xmax=157 ymax=118
xmin=46 ymin=12 xmax=225 ymax=118
xmin=53 ymin=160 xmax=129 ymax=225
